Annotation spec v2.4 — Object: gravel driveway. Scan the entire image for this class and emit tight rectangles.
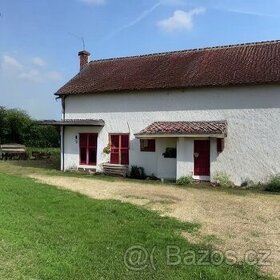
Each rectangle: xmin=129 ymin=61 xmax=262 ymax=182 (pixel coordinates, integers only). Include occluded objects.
xmin=31 ymin=174 xmax=280 ymax=278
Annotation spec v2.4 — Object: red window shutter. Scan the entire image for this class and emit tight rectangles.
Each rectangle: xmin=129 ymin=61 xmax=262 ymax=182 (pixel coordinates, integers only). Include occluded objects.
xmin=110 ymin=134 xmax=129 ymax=165
xmin=110 ymin=135 xmax=120 ymax=164
xmin=121 ymin=135 xmax=129 ymax=165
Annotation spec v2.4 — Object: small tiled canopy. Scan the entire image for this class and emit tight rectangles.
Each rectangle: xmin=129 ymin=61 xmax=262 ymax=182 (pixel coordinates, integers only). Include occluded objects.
xmin=135 ymin=121 xmax=227 ymax=138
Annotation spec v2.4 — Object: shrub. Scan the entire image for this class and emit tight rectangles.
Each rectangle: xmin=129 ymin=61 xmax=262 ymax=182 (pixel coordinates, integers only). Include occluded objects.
xmin=240 ymin=178 xmax=254 ymax=188
xmin=176 ymin=176 xmax=194 ymax=186
xmin=130 ymin=166 xmax=146 ymax=180
xmin=213 ymin=172 xmax=234 ymax=187
xmin=265 ymin=175 xmax=280 ymax=192
xmin=103 ymin=144 xmax=111 ymax=154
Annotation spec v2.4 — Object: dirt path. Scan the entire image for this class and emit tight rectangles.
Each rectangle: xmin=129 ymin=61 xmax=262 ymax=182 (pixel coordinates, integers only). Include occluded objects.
xmin=31 ymin=175 xmax=280 ymax=278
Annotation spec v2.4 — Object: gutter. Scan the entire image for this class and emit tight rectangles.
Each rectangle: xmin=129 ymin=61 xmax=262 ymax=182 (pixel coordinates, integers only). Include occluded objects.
xmin=61 ymin=96 xmax=65 ymax=171
xmin=135 ymin=134 xmax=226 ymax=139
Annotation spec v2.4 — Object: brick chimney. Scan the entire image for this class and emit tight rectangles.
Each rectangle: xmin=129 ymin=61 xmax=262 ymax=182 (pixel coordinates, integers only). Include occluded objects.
xmin=78 ymin=50 xmax=90 ymax=71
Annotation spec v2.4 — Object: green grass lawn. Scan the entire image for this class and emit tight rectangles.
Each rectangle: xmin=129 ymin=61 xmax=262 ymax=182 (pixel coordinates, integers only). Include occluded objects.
xmin=0 ymin=158 xmax=272 ymax=199
xmin=0 ymin=173 xmax=273 ymax=280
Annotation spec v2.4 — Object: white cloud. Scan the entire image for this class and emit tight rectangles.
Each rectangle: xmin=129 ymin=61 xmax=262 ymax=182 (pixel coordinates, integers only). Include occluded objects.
xmin=1 ymin=55 xmax=23 ymax=72
xmin=19 ymin=69 xmax=63 ymax=83
xmin=32 ymin=57 xmax=46 ymax=67
xmin=157 ymin=8 xmax=206 ymax=32
xmin=1 ymin=55 xmax=63 ymax=83
xmin=45 ymin=71 xmax=63 ymax=81
xmin=19 ymin=69 xmax=41 ymax=82
xmin=224 ymin=8 xmax=273 ymax=17
xmin=79 ymin=0 xmax=106 ymax=6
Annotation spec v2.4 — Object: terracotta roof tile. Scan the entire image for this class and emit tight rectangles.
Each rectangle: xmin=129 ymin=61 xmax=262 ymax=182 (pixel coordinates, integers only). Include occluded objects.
xmin=56 ymin=40 xmax=280 ymax=96
xmin=135 ymin=121 xmax=227 ymax=136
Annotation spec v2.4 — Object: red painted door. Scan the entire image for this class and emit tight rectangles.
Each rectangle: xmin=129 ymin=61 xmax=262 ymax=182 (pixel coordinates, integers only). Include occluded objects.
xmin=79 ymin=133 xmax=97 ymax=165
xmin=194 ymin=140 xmax=210 ymax=176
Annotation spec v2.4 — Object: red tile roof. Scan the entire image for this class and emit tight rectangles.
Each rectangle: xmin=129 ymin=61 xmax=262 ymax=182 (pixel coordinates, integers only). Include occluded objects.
xmin=135 ymin=121 xmax=227 ymax=136
xmin=56 ymin=40 xmax=280 ymax=96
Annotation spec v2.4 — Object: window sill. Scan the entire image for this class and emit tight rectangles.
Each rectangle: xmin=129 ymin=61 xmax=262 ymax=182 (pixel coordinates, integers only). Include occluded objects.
xmin=106 ymin=163 xmax=129 ymax=167
xmin=78 ymin=164 xmax=97 ymax=169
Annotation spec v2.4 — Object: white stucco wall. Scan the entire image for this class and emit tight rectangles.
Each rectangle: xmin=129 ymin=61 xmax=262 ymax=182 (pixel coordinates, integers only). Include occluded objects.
xmin=63 ymin=85 xmax=280 ymax=185
xmin=176 ymin=138 xmax=194 ymax=178
xmin=156 ymin=138 xmax=177 ymax=180
xmin=64 ymin=127 xmax=176 ymax=180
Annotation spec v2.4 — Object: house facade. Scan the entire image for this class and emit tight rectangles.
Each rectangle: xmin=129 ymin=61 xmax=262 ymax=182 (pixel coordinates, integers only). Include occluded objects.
xmin=55 ymin=41 xmax=280 ymax=186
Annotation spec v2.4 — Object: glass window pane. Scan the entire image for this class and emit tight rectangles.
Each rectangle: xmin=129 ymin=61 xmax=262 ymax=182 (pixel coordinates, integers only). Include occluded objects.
xmin=111 ymin=135 xmax=120 ymax=148
xmin=80 ymin=147 xmax=87 ymax=163
xmin=121 ymin=150 xmax=129 ymax=165
xmin=140 ymin=139 xmax=155 ymax=152
xmin=88 ymin=148 xmax=96 ymax=164
xmin=110 ymin=152 xmax=119 ymax=164
xmin=80 ymin=134 xmax=87 ymax=146
xmin=89 ymin=134 xmax=97 ymax=147
xmin=121 ymin=135 xmax=129 ymax=148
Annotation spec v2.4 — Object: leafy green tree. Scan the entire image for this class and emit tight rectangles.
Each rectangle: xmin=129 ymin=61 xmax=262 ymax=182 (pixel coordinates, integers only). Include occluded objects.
xmin=26 ymin=124 xmax=60 ymax=147
xmin=0 ymin=106 xmax=7 ymax=144
xmin=4 ymin=108 xmax=32 ymax=144
xmin=0 ymin=106 xmax=60 ymax=147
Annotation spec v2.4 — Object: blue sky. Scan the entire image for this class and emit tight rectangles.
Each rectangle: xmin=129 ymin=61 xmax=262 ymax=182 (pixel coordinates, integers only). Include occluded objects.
xmin=1 ymin=0 xmax=280 ymax=119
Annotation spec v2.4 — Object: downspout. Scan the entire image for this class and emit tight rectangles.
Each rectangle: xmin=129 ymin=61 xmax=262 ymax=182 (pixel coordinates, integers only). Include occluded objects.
xmin=61 ymin=96 xmax=66 ymax=171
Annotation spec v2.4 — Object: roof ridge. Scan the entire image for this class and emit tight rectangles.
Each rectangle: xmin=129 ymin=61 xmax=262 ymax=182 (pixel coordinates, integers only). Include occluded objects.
xmin=153 ymin=120 xmax=227 ymax=123
xmin=90 ymin=39 xmax=280 ymax=64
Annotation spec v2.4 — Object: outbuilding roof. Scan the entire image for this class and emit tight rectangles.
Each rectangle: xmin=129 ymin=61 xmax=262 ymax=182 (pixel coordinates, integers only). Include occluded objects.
xmin=135 ymin=121 xmax=227 ymax=138
xmin=56 ymin=40 xmax=280 ymax=96
xmin=38 ymin=119 xmax=105 ymax=126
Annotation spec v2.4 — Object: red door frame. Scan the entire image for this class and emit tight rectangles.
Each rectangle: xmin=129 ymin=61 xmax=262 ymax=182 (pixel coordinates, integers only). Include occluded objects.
xmin=109 ymin=133 xmax=129 ymax=165
xmin=194 ymin=140 xmax=210 ymax=176
xmin=79 ymin=133 xmax=98 ymax=166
